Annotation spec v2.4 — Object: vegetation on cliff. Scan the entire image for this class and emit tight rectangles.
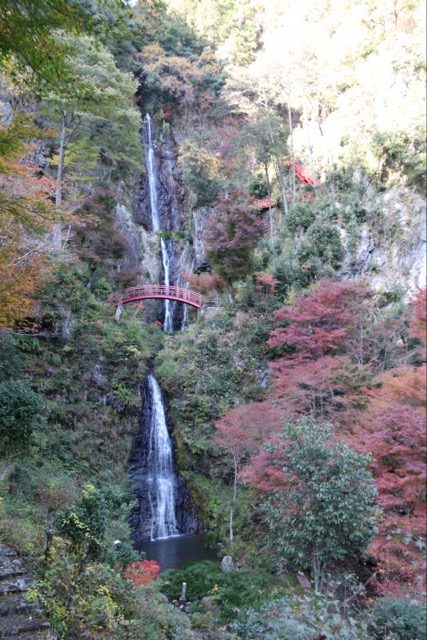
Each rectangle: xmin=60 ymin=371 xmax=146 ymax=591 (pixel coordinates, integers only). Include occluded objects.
xmin=0 ymin=0 xmax=425 ymax=638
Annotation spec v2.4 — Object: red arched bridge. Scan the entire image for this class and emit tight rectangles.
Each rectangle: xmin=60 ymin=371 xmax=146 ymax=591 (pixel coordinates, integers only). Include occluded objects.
xmin=108 ymin=285 xmax=203 ymax=309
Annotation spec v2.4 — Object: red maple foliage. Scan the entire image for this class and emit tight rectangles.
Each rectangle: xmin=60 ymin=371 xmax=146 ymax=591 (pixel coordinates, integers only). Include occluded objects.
xmin=272 ymin=355 xmax=346 ymax=420
xmin=409 ymin=287 xmax=426 ymax=352
xmin=215 ymin=401 xmax=282 ymax=458
xmin=349 ymin=366 xmax=426 ymax=595
xmin=268 ymin=280 xmax=357 ymax=361
xmin=269 ymin=279 xmax=408 ymax=373
xmin=203 ymin=191 xmax=265 ymax=287
xmin=241 ymin=443 xmax=286 ymax=492
xmin=214 ymin=401 xmax=283 ymax=543
xmin=181 ymin=272 xmax=224 ymax=295
xmin=215 ymin=401 xmax=284 ymax=489
xmin=266 ymin=281 xmax=379 ymax=426
xmin=214 ymin=279 xmax=426 ymax=595
xmin=123 ymin=560 xmax=160 ymax=586
xmin=254 ymin=272 xmax=278 ymax=296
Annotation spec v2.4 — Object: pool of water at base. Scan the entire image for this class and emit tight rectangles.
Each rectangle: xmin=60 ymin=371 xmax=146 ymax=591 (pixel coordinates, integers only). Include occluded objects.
xmin=134 ymin=533 xmax=219 ymax=572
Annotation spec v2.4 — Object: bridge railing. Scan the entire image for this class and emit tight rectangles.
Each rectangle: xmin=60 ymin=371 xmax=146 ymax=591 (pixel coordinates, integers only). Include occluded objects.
xmin=108 ymin=285 xmax=203 ymax=308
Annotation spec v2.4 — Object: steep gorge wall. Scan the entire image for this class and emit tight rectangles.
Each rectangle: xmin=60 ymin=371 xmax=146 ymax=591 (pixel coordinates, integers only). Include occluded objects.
xmin=114 ymin=119 xmax=197 ymax=326
xmin=340 ymin=185 xmax=426 ymax=296
xmin=113 ymin=107 xmax=425 ymax=316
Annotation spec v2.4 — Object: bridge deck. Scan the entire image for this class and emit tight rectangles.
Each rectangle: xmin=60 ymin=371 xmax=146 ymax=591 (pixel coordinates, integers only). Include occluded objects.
xmin=108 ymin=285 xmax=203 ymax=309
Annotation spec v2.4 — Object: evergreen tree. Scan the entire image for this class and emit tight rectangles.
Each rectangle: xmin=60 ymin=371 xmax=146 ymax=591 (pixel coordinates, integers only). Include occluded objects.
xmin=263 ymin=417 xmax=378 ymax=591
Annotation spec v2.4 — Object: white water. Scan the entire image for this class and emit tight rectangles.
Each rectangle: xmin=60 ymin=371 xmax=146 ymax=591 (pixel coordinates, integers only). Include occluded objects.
xmin=146 ymin=374 xmax=178 ymax=539
xmin=144 ymin=113 xmax=174 ymax=332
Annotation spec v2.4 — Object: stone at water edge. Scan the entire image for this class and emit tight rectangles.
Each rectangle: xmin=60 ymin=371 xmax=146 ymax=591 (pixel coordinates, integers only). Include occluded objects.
xmin=220 ymin=556 xmax=234 ymax=573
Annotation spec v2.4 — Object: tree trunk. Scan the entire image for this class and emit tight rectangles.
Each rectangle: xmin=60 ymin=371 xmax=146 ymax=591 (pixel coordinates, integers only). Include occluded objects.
xmin=287 ymin=100 xmax=296 ymax=203
xmin=226 ymin=284 xmax=235 ymax=305
xmin=54 ymin=109 xmax=67 ymax=249
xmin=273 ymin=155 xmax=289 ymax=216
xmin=229 ymin=502 xmax=234 ymax=547
xmin=43 ymin=507 xmax=56 ymax=568
xmin=303 ymin=101 xmax=318 ymax=193
xmin=115 ymin=294 xmax=123 ymax=322
xmin=261 ymin=89 xmax=288 ymax=215
xmin=0 ymin=457 xmax=12 ymax=482
xmin=264 ymin=163 xmax=274 ymax=245
xmin=229 ymin=451 xmax=239 ymax=547
xmin=312 ymin=542 xmax=324 ymax=592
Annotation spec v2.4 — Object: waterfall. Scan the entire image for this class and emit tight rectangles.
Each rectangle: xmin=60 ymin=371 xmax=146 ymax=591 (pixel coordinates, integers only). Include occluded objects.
xmin=128 ymin=118 xmax=196 ymax=542
xmin=145 ymin=374 xmax=178 ymax=539
xmin=129 ymin=373 xmax=197 ymax=542
xmin=181 ymin=303 xmax=188 ymax=332
xmin=160 ymin=238 xmax=174 ymax=332
xmin=144 ymin=113 xmax=174 ymax=332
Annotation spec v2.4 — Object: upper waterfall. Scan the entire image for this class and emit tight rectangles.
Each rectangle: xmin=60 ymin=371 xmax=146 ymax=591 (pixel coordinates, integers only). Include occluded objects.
xmin=144 ymin=114 xmax=160 ymax=233
xmin=144 ymin=113 xmax=174 ymax=332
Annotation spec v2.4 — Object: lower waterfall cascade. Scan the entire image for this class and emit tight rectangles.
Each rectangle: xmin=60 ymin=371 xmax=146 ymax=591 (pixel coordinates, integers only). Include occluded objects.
xmin=128 ymin=373 xmax=198 ymax=542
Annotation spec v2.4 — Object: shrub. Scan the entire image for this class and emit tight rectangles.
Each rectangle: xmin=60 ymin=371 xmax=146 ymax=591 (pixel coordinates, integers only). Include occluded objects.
xmin=325 ymin=166 xmax=359 ymax=193
xmin=298 ymin=222 xmax=343 ymax=270
xmin=203 ymin=191 xmax=265 ymax=289
xmin=0 ymin=379 xmax=45 ymax=464
xmin=271 ymin=257 xmax=303 ymax=297
xmin=132 ymin=586 xmax=193 ymax=640
xmin=286 ymin=203 xmax=316 ymax=232
xmin=0 ymin=331 xmax=22 ymax=381
xmin=231 ymin=595 xmax=370 ymax=639
xmin=124 ymin=560 xmax=160 ymax=586
xmin=31 ymin=553 xmax=188 ymax=640
xmin=248 ymin=171 xmax=268 ymax=198
xmin=262 ymin=418 xmax=378 ymax=591
xmin=178 ymin=141 xmax=224 ymax=207
xmin=371 ymin=127 xmax=426 ymax=192
xmin=159 ymin=561 xmax=271 ymax=622
xmin=367 ymin=596 xmax=426 ymax=640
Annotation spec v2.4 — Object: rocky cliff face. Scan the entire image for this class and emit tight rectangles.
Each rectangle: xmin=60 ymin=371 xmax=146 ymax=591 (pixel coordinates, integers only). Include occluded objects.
xmin=192 ymin=206 xmax=214 ymax=272
xmin=116 ymin=119 xmax=194 ymax=327
xmin=116 ymin=117 xmax=425 ymax=313
xmin=132 ymin=121 xmax=185 ymax=233
xmin=340 ymin=186 xmax=426 ymax=298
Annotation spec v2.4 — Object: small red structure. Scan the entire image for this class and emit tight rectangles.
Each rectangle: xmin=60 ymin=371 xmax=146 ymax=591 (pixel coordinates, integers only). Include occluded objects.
xmin=254 ymin=160 xmax=320 ymax=212
xmin=254 ymin=197 xmax=275 ymax=210
xmin=108 ymin=284 xmax=203 ymax=309
xmin=255 ymin=192 xmax=315 ymax=210
xmin=286 ymin=159 xmax=322 ymax=188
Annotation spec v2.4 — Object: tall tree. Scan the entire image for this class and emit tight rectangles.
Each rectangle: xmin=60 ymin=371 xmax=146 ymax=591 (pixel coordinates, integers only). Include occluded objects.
xmin=0 ymin=379 xmax=45 ymax=480
xmin=203 ymin=191 xmax=265 ymax=300
xmin=214 ymin=401 xmax=281 ymax=545
xmin=223 ymin=66 xmax=291 ymax=213
xmin=44 ymin=32 xmax=140 ymax=214
xmin=350 ymin=365 xmax=426 ymax=594
xmin=0 ymin=115 xmax=58 ymax=325
xmin=269 ymin=279 xmax=409 ymax=374
xmin=0 ymin=0 xmax=129 ymax=94
xmin=262 ymin=417 xmax=378 ymax=591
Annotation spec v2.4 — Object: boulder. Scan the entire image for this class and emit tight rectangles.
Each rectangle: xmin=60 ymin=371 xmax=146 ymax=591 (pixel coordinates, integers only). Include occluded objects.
xmin=220 ymin=556 xmax=234 ymax=573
